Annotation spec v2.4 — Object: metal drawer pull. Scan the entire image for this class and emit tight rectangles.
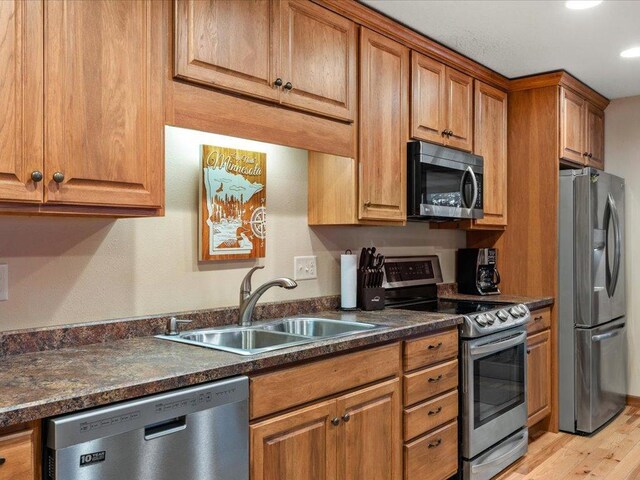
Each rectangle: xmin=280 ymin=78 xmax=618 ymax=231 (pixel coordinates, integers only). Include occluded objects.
xmin=0 ymin=456 xmax=5 ymax=465
xmin=342 ymin=413 xmax=351 ymax=423
xmin=331 ymin=417 xmax=340 ymax=426
xmin=427 ymin=342 xmax=443 ymax=350
xmin=534 ymin=316 xmax=543 ymax=322
xmin=428 ymin=375 xmax=443 ymax=383
xmin=428 ymin=438 xmax=442 ymax=448
xmin=428 ymin=407 xmax=442 ymax=416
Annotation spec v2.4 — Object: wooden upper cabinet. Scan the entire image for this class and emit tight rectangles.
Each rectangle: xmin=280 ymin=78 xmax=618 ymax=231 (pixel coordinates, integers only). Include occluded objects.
xmin=174 ymin=0 xmax=356 ymax=122
xmin=445 ymin=67 xmax=473 ymax=152
xmin=560 ymin=86 xmax=586 ymax=164
xmin=411 ymin=51 xmax=446 ymax=144
xmin=0 ymin=0 xmax=43 ymax=203
xmin=359 ymin=28 xmax=409 ymax=222
xmin=410 ymin=51 xmax=473 ymax=152
xmin=586 ymin=102 xmax=605 ymax=169
xmin=474 ymin=81 xmax=507 ymax=228
xmin=44 ymin=0 xmax=163 ymax=208
xmin=251 ymin=399 xmax=337 ymax=480
xmin=174 ymin=0 xmax=280 ymax=102
xmin=336 ymin=379 xmax=402 ymax=480
xmin=279 ymin=0 xmax=357 ymax=122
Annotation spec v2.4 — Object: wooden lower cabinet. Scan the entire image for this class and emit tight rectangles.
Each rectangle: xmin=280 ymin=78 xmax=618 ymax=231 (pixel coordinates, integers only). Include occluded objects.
xmin=527 ymin=328 xmax=552 ymax=427
xmin=0 ymin=428 xmax=36 ymax=480
xmin=404 ymin=421 xmax=458 ymax=480
xmin=251 ymin=378 xmax=402 ymax=480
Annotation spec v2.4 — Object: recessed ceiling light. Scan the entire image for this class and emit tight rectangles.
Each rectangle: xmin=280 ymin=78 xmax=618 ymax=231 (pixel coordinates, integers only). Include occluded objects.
xmin=620 ymin=47 xmax=640 ymax=58
xmin=565 ymin=0 xmax=603 ymax=9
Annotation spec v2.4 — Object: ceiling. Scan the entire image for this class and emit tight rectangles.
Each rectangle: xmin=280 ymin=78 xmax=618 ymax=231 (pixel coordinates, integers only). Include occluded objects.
xmin=361 ymin=0 xmax=640 ymax=99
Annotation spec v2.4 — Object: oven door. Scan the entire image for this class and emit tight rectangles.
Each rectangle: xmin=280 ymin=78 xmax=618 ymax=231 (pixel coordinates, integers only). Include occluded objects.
xmin=462 ymin=328 xmax=527 ymax=459
xmin=408 ymin=149 xmax=484 ymax=220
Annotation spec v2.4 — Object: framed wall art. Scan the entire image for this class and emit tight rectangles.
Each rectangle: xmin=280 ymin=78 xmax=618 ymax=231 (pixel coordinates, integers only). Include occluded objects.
xmin=199 ymin=145 xmax=266 ymax=261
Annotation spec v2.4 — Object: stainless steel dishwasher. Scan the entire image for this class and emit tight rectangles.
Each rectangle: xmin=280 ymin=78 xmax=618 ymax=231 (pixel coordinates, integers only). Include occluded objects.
xmin=44 ymin=377 xmax=248 ymax=480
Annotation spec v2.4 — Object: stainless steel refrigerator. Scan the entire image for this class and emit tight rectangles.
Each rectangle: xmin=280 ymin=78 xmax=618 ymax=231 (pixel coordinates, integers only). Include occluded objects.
xmin=559 ymin=167 xmax=627 ymax=434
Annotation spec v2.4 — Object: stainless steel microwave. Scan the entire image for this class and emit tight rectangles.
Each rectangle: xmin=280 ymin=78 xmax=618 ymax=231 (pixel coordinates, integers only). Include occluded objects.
xmin=407 ymin=141 xmax=484 ymax=221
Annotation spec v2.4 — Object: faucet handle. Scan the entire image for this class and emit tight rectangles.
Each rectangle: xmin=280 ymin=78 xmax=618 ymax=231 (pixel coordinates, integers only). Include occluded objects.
xmin=167 ymin=317 xmax=193 ymax=336
xmin=241 ymin=266 xmax=265 ymax=297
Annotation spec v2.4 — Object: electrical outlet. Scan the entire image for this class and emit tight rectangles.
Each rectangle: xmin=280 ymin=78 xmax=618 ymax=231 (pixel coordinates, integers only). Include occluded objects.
xmin=0 ymin=264 xmax=7 ymax=301
xmin=294 ymin=256 xmax=317 ymax=281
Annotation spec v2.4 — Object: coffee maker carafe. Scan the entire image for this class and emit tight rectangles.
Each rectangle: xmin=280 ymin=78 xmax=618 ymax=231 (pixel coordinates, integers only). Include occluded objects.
xmin=457 ymin=248 xmax=501 ymax=295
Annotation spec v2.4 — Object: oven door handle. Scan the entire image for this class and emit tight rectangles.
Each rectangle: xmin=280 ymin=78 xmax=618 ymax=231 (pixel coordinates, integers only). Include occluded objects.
xmin=471 ymin=431 xmax=528 ymax=475
xmin=469 ymin=331 xmax=527 ymax=357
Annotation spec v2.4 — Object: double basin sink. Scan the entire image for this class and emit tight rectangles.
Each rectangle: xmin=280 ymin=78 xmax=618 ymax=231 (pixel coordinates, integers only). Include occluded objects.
xmin=157 ymin=317 xmax=381 ymax=356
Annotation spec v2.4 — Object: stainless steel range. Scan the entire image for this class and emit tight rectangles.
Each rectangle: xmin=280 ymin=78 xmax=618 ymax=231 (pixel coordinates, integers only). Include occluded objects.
xmin=383 ymin=255 xmax=530 ymax=480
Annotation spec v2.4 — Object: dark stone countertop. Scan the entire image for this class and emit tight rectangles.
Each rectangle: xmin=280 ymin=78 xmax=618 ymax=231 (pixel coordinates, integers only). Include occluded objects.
xmin=0 ymin=295 xmax=552 ymax=428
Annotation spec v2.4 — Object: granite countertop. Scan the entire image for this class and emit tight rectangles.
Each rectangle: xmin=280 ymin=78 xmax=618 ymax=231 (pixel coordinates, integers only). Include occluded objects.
xmin=0 ymin=296 xmax=553 ymax=428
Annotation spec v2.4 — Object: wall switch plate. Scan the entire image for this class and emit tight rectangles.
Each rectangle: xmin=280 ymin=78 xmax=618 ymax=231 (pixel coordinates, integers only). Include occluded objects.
xmin=294 ymin=256 xmax=317 ymax=281
xmin=0 ymin=264 xmax=7 ymax=301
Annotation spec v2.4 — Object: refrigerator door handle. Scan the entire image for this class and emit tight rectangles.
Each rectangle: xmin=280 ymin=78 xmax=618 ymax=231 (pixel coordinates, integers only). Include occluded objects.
xmin=604 ymin=194 xmax=622 ymax=298
xmin=591 ymin=324 xmax=624 ymax=343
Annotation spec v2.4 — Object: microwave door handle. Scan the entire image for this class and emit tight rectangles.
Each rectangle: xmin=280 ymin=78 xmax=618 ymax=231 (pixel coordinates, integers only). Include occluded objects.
xmin=469 ymin=331 xmax=526 ymax=357
xmin=467 ymin=166 xmax=479 ymax=211
xmin=459 ymin=168 xmax=470 ymax=208
xmin=494 ymin=266 xmax=501 ymax=286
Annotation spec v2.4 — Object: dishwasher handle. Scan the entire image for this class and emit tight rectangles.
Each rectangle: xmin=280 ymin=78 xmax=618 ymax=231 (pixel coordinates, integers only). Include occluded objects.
xmin=144 ymin=416 xmax=187 ymax=441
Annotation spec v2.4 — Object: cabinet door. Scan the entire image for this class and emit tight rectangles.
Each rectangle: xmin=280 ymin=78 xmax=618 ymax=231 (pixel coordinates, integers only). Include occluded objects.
xmin=560 ymin=87 xmax=586 ymax=164
xmin=410 ymin=51 xmax=446 ymax=144
xmin=280 ymin=0 xmax=356 ymax=122
xmin=0 ymin=429 xmax=35 ymax=480
xmin=527 ymin=329 xmax=551 ymax=426
xmin=45 ymin=0 xmax=163 ymax=208
xmin=359 ymin=28 xmax=409 ymax=222
xmin=251 ymin=399 xmax=337 ymax=480
xmin=473 ymin=82 xmax=507 ymax=228
xmin=0 ymin=0 xmax=43 ymax=203
xmin=174 ymin=0 xmax=280 ymax=102
xmin=444 ymin=67 xmax=473 ymax=152
xmin=586 ymin=102 xmax=605 ymax=170
xmin=336 ymin=379 xmax=402 ymax=480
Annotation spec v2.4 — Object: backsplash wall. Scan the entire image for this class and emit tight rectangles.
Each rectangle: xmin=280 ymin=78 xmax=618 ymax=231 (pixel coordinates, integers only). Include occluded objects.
xmin=0 ymin=127 xmax=465 ymax=332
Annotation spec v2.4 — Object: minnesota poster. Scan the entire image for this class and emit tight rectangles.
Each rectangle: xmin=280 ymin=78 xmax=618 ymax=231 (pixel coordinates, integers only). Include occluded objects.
xmin=199 ymin=145 xmax=266 ymax=261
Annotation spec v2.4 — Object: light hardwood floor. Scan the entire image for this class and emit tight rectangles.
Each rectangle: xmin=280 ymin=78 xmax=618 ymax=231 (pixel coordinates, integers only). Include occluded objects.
xmin=496 ymin=407 xmax=640 ymax=479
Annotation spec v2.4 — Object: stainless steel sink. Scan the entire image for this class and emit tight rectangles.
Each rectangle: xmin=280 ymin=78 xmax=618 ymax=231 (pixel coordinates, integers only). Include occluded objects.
xmin=262 ymin=318 xmax=380 ymax=337
xmin=156 ymin=318 xmax=382 ymax=355
xmin=158 ymin=328 xmax=314 ymax=356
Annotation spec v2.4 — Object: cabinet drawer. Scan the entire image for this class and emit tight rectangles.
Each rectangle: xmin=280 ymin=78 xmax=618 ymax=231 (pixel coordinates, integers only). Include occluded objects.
xmin=405 ymin=420 xmax=458 ymax=480
xmin=404 ymin=359 xmax=458 ymax=407
xmin=404 ymin=390 xmax=458 ymax=441
xmin=527 ymin=307 xmax=551 ymax=335
xmin=0 ymin=429 xmax=35 ymax=480
xmin=404 ymin=329 xmax=458 ymax=372
xmin=250 ymin=342 xmax=401 ymax=419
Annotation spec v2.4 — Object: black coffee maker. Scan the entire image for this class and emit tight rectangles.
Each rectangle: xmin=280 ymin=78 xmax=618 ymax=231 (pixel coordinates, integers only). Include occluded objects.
xmin=457 ymin=248 xmax=501 ymax=295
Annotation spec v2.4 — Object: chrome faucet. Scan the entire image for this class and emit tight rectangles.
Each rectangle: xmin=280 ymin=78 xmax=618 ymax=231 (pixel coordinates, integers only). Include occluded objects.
xmin=239 ymin=266 xmax=297 ymax=327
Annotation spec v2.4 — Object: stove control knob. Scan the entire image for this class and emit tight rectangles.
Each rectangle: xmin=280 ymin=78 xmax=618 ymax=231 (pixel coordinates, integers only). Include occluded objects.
xmin=497 ymin=310 xmax=510 ymax=322
xmin=475 ymin=315 xmax=488 ymax=327
xmin=510 ymin=307 xmax=521 ymax=317
xmin=486 ymin=313 xmax=497 ymax=325
xmin=517 ymin=305 xmax=528 ymax=316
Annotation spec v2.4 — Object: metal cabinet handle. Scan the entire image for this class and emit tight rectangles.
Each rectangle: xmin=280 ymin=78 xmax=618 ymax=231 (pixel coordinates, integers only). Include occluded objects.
xmin=342 ymin=413 xmax=350 ymax=423
xmin=52 ymin=172 xmax=65 ymax=183
xmin=274 ymin=78 xmax=283 ymax=87
xmin=30 ymin=170 xmax=43 ymax=182
xmin=428 ymin=438 xmax=442 ymax=449
xmin=447 ymin=130 xmax=453 ymax=136
xmin=427 ymin=342 xmax=443 ymax=350
xmin=534 ymin=316 xmax=543 ymax=322
xmin=583 ymin=152 xmax=589 ymax=157
xmin=284 ymin=82 xmax=293 ymax=90
xmin=428 ymin=375 xmax=443 ymax=383
xmin=527 ymin=349 xmax=531 ymax=354
xmin=588 ymin=153 xmax=593 ymax=158
xmin=428 ymin=407 xmax=442 ymax=416
xmin=441 ymin=129 xmax=448 ymax=136
xmin=364 ymin=201 xmax=371 ymax=207
xmin=0 ymin=456 xmax=5 ymax=465
xmin=331 ymin=417 xmax=340 ymax=426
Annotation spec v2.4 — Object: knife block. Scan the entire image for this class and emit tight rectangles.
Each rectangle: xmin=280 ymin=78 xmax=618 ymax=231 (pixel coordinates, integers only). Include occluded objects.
xmin=357 ymin=271 xmax=385 ymax=311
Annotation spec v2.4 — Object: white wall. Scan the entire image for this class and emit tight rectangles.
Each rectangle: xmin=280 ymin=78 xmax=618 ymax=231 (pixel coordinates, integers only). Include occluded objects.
xmin=604 ymin=95 xmax=640 ymax=396
xmin=0 ymin=127 xmax=465 ymax=332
